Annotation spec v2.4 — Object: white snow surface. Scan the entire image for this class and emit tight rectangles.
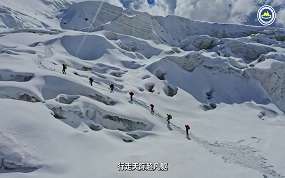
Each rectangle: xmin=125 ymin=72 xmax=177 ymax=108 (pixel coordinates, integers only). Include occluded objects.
xmin=0 ymin=0 xmax=285 ymax=178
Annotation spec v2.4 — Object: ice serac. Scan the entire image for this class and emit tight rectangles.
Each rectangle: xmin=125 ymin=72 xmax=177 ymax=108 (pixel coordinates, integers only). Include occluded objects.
xmin=154 ymin=15 xmax=266 ymax=41
xmin=98 ymin=12 xmax=174 ymax=44
xmin=246 ymin=59 xmax=285 ymax=112
xmin=58 ymin=1 xmax=285 ymax=47
xmin=60 ymin=1 xmax=123 ymax=31
xmin=0 ymin=0 xmax=69 ymax=29
xmin=160 ymin=51 xmax=211 ymax=72
xmin=178 ymin=35 xmax=220 ymax=51
xmin=218 ymin=40 xmax=276 ymax=61
xmin=147 ymin=50 xmax=275 ymax=106
xmin=148 ymin=48 xmax=285 ymax=112
xmin=59 ymin=1 xmax=176 ymax=44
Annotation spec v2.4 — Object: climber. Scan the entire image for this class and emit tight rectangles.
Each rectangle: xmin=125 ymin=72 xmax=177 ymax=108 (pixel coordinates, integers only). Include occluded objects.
xmin=129 ymin=91 xmax=134 ymax=101
xmin=89 ymin=77 xmax=94 ymax=86
xmin=185 ymin=124 xmax=190 ymax=136
xmin=150 ymin=104 xmax=154 ymax=112
xmin=109 ymin=84 xmax=114 ymax=93
xmin=166 ymin=114 xmax=172 ymax=124
xmin=62 ymin=64 xmax=67 ymax=74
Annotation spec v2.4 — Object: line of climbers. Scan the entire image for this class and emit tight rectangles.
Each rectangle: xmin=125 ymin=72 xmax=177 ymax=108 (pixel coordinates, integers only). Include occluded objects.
xmin=62 ymin=64 xmax=190 ymax=137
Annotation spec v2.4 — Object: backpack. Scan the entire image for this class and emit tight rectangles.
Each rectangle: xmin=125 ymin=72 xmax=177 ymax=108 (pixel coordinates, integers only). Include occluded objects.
xmin=129 ymin=92 xmax=134 ymax=96
xmin=110 ymin=84 xmax=114 ymax=88
xmin=167 ymin=114 xmax=172 ymax=119
xmin=185 ymin=125 xmax=190 ymax=130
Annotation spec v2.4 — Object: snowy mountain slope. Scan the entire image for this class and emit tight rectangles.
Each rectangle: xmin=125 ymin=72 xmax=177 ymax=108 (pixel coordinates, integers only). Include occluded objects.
xmin=59 ymin=1 xmax=176 ymax=45
xmin=60 ymin=1 xmax=124 ymax=31
xmin=0 ymin=0 xmax=70 ymax=29
xmin=0 ymin=1 xmax=285 ymax=178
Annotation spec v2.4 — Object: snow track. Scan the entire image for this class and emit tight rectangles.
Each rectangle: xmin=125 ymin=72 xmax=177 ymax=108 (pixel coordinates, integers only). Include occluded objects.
xmin=132 ymin=98 xmax=284 ymax=178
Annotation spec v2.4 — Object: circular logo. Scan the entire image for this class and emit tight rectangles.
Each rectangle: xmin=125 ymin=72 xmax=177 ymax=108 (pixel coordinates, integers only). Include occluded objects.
xmin=147 ymin=0 xmax=155 ymax=5
xmin=257 ymin=5 xmax=276 ymax=26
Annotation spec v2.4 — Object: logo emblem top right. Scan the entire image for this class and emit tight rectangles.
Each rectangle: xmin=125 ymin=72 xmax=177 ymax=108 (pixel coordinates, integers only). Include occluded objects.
xmin=257 ymin=5 xmax=276 ymax=26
